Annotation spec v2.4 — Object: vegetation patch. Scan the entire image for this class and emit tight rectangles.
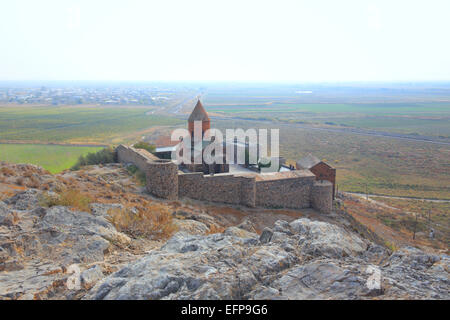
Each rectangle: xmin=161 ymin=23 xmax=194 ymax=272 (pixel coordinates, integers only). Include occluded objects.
xmin=133 ymin=141 xmax=156 ymax=154
xmin=0 ymin=106 xmax=183 ymax=144
xmin=126 ymin=164 xmax=146 ymax=186
xmin=71 ymin=147 xmax=117 ymax=170
xmin=39 ymin=188 xmax=93 ymax=212
xmin=107 ymin=201 xmax=177 ymax=240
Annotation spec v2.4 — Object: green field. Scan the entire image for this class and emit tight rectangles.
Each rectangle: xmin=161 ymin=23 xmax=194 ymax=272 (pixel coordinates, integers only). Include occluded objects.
xmin=0 ymin=106 xmax=183 ymax=144
xmin=0 ymin=144 xmax=103 ymax=173
xmin=208 ymin=102 xmax=450 ymax=114
xmin=207 ymin=103 xmax=450 ymax=139
xmin=0 ymin=105 xmax=184 ymax=172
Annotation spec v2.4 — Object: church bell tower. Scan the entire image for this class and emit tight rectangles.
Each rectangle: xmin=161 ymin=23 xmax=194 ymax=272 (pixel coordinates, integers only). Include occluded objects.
xmin=188 ymin=99 xmax=210 ymax=138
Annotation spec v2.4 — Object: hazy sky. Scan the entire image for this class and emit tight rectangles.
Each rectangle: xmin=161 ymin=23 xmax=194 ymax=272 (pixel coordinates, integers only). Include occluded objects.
xmin=1 ymin=0 xmax=449 ymax=82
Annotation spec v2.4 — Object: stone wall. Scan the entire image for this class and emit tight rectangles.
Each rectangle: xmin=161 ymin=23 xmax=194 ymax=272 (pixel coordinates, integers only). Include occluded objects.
xmin=239 ymin=176 xmax=256 ymax=207
xmin=116 ymin=144 xmax=333 ymax=212
xmin=255 ymin=174 xmax=316 ymax=209
xmin=116 ymin=145 xmax=178 ymax=200
xmin=311 ymin=180 xmax=333 ymax=214
xmin=178 ymin=173 xmax=256 ymax=206
xmin=146 ymin=160 xmax=179 ymax=200
xmin=116 ymin=145 xmax=159 ymax=172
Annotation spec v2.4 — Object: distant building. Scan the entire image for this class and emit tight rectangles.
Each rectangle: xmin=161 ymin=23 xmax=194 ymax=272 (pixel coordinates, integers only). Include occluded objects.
xmin=296 ymin=154 xmax=336 ymax=199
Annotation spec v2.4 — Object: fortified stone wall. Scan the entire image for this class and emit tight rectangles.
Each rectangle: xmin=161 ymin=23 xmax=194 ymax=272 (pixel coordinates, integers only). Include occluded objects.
xmin=146 ymin=160 xmax=179 ymax=200
xmin=116 ymin=145 xmax=178 ymax=199
xmin=255 ymin=175 xmax=316 ymax=209
xmin=116 ymin=144 xmax=333 ymax=212
xmin=178 ymin=173 xmax=256 ymax=206
xmin=116 ymin=145 xmax=159 ymax=172
xmin=239 ymin=176 xmax=256 ymax=207
xmin=311 ymin=180 xmax=333 ymax=214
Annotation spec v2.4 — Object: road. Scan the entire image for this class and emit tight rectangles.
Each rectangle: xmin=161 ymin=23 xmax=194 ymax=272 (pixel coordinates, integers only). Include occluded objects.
xmin=166 ymin=93 xmax=203 ymax=114
xmin=345 ymin=192 xmax=450 ymax=203
xmin=220 ymin=116 xmax=450 ymax=146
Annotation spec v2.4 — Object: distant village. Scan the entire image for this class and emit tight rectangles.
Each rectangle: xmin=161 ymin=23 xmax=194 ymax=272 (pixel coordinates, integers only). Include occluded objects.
xmin=0 ymin=85 xmax=174 ymax=105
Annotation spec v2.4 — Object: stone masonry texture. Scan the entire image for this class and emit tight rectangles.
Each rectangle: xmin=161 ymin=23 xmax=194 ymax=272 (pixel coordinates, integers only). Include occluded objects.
xmin=116 ymin=145 xmax=333 ymax=212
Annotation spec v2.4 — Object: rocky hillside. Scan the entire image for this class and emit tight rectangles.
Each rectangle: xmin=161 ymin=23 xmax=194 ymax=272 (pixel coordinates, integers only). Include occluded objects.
xmin=86 ymin=220 xmax=449 ymax=300
xmin=0 ymin=162 xmax=448 ymax=300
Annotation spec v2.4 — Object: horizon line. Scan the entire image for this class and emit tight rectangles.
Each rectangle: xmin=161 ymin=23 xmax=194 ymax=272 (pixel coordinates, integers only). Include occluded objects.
xmin=1 ymin=80 xmax=450 ymax=85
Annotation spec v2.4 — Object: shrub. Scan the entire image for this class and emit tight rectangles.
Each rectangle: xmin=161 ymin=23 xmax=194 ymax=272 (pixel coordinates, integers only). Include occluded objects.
xmin=384 ymin=241 xmax=398 ymax=252
xmin=71 ymin=147 xmax=117 ymax=170
xmin=126 ymin=164 xmax=139 ymax=175
xmin=107 ymin=202 xmax=177 ymax=239
xmin=39 ymin=189 xmax=93 ymax=212
xmin=258 ymin=158 xmax=271 ymax=169
xmin=126 ymin=165 xmax=147 ymax=186
xmin=133 ymin=141 xmax=156 ymax=154
xmin=134 ymin=170 xmax=146 ymax=186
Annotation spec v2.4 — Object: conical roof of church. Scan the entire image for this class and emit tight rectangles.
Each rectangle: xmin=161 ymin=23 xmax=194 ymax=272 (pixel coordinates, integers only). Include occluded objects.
xmin=188 ymin=100 xmax=210 ymax=122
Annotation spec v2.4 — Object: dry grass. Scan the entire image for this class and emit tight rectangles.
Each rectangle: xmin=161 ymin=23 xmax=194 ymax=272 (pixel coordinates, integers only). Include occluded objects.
xmin=1 ymin=166 xmax=14 ymax=176
xmin=39 ymin=188 xmax=93 ymax=212
xmin=0 ymin=192 xmax=9 ymax=201
xmin=205 ymin=224 xmax=226 ymax=235
xmin=15 ymin=177 xmax=24 ymax=186
xmin=23 ymin=170 xmax=33 ymax=178
xmin=27 ymin=175 xmax=40 ymax=188
xmin=107 ymin=201 xmax=177 ymax=240
xmin=342 ymin=195 xmax=448 ymax=251
xmin=41 ymin=183 xmax=50 ymax=190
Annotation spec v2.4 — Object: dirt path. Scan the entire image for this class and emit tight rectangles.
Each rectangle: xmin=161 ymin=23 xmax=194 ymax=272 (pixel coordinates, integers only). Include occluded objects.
xmin=0 ymin=140 xmax=107 ymax=147
xmin=220 ymin=117 xmax=450 ymax=146
xmin=345 ymin=192 xmax=450 ymax=203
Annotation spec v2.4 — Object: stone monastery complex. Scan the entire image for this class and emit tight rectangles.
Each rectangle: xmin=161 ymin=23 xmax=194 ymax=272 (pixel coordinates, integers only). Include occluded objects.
xmin=116 ymin=100 xmax=335 ymax=213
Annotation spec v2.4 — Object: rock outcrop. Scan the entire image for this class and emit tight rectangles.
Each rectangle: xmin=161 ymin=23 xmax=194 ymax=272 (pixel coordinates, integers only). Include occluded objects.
xmin=86 ymin=218 xmax=449 ymax=300
xmin=0 ymin=190 xmax=130 ymax=299
xmin=0 ymin=169 xmax=448 ymax=300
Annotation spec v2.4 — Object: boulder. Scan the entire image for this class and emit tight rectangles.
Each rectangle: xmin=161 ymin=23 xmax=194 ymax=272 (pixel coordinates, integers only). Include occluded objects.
xmin=173 ymin=219 xmax=209 ymax=235
xmin=259 ymin=227 xmax=273 ymax=244
xmin=290 ymin=218 xmax=367 ymax=258
xmin=81 ymin=265 xmax=104 ymax=288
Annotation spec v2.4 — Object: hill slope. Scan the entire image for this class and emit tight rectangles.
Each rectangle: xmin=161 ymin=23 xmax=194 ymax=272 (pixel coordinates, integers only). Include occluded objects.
xmin=0 ymin=162 xmax=448 ymax=299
